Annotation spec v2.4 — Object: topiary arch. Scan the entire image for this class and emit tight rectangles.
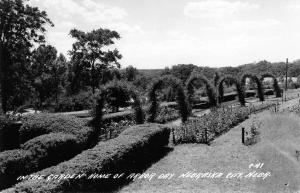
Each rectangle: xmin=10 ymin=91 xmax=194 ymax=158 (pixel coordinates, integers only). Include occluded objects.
xmin=90 ymin=86 xmax=144 ymax=130
xmin=241 ymin=73 xmax=264 ymax=101
xmin=148 ymin=75 xmax=190 ymax=123
xmin=218 ymin=76 xmax=246 ymax=106
xmin=260 ymin=73 xmax=282 ymax=98
xmin=186 ymin=74 xmax=218 ymax=107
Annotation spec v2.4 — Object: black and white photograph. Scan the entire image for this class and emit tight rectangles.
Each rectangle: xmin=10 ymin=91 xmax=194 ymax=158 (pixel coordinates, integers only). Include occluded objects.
xmin=1 ymin=0 xmax=300 ymax=192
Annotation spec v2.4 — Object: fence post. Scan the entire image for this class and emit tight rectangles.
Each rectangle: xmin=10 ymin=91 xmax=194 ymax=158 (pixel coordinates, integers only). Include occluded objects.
xmin=172 ymin=128 xmax=176 ymax=144
xmin=242 ymin=127 xmax=245 ymax=144
xmin=109 ymin=129 xmax=112 ymax=139
xmin=205 ymin=128 xmax=208 ymax=144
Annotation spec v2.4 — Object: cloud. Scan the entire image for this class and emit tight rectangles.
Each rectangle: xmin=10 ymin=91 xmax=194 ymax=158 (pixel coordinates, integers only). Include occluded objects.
xmin=29 ymin=0 xmax=127 ymax=22
xmin=184 ymin=0 xmax=259 ymax=19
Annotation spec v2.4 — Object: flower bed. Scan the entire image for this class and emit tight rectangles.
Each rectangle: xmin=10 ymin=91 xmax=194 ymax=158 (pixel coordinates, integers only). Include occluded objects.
xmin=173 ymin=102 xmax=276 ymax=144
xmin=155 ymin=106 xmax=180 ymax=124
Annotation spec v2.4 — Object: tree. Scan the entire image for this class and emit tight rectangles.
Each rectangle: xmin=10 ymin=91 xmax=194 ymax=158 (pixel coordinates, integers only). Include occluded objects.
xmin=69 ymin=28 xmax=122 ymax=94
xmin=169 ymin=64 xmax=198 ymax=84
xmin=0 ymin=0 xmax=53 ymax=113
xmin=31 ymin=45 xmax=58 ymax=107
xmin=52 ymin=54 xmax=68 ymax=106
xmin=104 ymin=80 xmax=131 ymax=112
xmin=124 ymin=65 xmax=138 ymax=81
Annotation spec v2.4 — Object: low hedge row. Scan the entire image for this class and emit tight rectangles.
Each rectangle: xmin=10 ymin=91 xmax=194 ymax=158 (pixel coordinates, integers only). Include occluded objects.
xmin=19 ymin=114 xmax=95 ymax=147
xmin=0 ymin=133 xmax=80 ymax=190
xmin=173 ymin=107 xmax=250 ymax=144
xmin=173 ymin=102 xmax=276 ymax=144
xmin=4 ymin=124 xmax=170 ymax=193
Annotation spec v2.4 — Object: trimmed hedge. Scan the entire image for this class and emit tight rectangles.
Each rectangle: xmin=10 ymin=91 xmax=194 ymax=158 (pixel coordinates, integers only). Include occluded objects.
xmin=5 ymin=124 xmax=170 ymax=193
xmin=174 ymin=107 xmax=249 ymax=144
xmin=0 ymin=117 xmax=21 ymax=151
xmin=19 ymin=114 xmax=94 ymax=146
xmin=174 ymin=102 xmax=277 ymax=144
xmin=0 ymin=133 xmax=80 ymax=190
xmin=148 ymin=75 xmax=190 ymax=123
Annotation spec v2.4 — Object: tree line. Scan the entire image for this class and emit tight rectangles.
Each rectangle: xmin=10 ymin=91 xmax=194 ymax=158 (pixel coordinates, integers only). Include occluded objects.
xmin=1 ymin=0 xmax=299 ymax=114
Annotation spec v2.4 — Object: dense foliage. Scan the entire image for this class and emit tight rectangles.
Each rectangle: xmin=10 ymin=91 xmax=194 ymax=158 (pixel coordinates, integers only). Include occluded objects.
xmin=241 ymin=73 xmax=264 ymax=101
xmin=5 ymin=124 xmax=170 ymax=193
xmin=173 ymin=102 xmax=276 ymax=144
xmin=148 ymin=75 xmax=190 ymax=123
xmin=186 ymin=73 xmax=218 ymax=107
xmin=218 ymin=76 xmax=246 ymax=106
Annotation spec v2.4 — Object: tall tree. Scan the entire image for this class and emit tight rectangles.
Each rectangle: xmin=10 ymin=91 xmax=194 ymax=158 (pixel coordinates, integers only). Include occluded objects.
xmin=52 ymin=53 xmax=68 ymax=106
xmin=69 ymin=28 xmax=122 ymax=93
xmin=124 ymin=65 xmax=138 ymax=81
xmin=0 ymin=0 xmax=53 ymax=113
xmin=31 ymin=45 xmax=57 ymax=107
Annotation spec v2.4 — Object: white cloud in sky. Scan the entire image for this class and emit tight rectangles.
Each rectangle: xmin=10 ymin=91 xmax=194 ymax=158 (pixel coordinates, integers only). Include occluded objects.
xmin=184 ymin=0 xmax=259 ymax=19
xmin=29 ymin=0 xmax=127 ymax=22
xmin=25 ymin=0 xmax=300 ymax=68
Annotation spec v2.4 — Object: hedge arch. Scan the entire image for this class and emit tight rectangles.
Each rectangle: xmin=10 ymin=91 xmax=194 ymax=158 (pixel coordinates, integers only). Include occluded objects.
xmin=148 ymin=75 xmax=190 ymax=123
xmin=260 ymin=73 xmax=282 ymax=98
xmin=91 ymin=87 xmax=145 ymax=129
xmin=241 ymin=73 xmax=264 ymax=101
xmin=186 ymin=74 xmax=218 ymax=107
xmin=218 ymin=76 xmax=246 ymax=106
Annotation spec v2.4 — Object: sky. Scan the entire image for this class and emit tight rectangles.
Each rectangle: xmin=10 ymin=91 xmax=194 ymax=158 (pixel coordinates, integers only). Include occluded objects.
xmin=28 ymin=0 xmax=300 ymax=69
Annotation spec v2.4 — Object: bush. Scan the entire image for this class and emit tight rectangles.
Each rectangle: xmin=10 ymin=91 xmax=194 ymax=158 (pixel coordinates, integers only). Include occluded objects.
xmin=155 ymin=106 xmax=180 ymax=124
xmin=174 ymin=107 xmax=249 ymax=144
xmin=173 ymin=103 xmax=276 ymax=144
xmin=148 ymin=75 xmax=190 ymax=123
xmin=98 ymin=119 xmax=135 ymax=141
xmin=186 ymin=73 xmax=217 ymax=107
xmin=0 ymin=133 xmax=79 ymax=190
xmin=55 ymin=91 xmax=95 ymax=112
xmin=0 ymin=149 xmax=32 ymax=190
xmin=0 ymin=116 xmax=21 ymax=151
xmin=19 ymin=114 xmax=94 ymax=146
xmin=6 ymin=124 xmax=170 ymax=193
xmin=104 ymin=80 xmax=132 ymax=112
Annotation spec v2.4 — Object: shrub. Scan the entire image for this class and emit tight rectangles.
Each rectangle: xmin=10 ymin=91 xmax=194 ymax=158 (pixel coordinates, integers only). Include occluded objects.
xmin=0 ymin=133 xmax=79 ymax=190
xmin=0 ymin=116 xmax=21 ymax=151
xmin=21 ymin=133 xmax=80 ymax=168
xmin=174 ymin=107 xmax=249 ymax=144
xmin=19 ymin=114 xmax=94 ymax=146
xmin=173 ymin=103 xmax=276 ymax=144
xmin=55 ymin=90 xmax=96 ymax=112
xmin=260 ymin=73 xmax=281 ymax=98
xmin=240 ymin=73 xmax=264 ymax=101
xmin=6 ymin=124 xmax=170 ymax=193
xmin=98 ymin=119 xmax=135 ymax=141
xmin=104 ymin=80 xmax=131 ymax=112
xmin=186 ymin=73 xmax=217 ymax=107
xmin=0 ymin=149 xmax=32 ymax=190
xmin=148 ymin=75 xmax=190 ymax=123
xmin=218 ymin=76 xmax=245 ymax=106
xmin=155 ymin=106 xmax=180 ymax=124
xmin=90 ymin=85 xmax=145 ymax=130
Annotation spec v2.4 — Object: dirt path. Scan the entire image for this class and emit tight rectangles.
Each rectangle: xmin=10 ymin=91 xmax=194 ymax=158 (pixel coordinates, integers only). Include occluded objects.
xmin=118 ymin=97 xmax=300 ymax=193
